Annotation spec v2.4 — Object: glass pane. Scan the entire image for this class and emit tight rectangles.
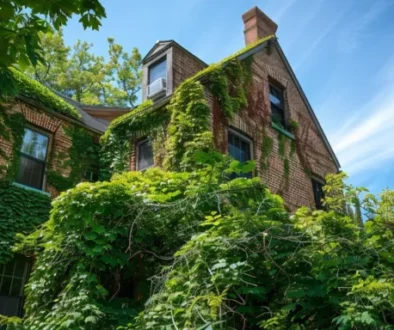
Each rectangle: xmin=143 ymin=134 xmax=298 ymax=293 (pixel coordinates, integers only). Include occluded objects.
xmin=138 ymin=140 xmax=154 ymax=170
xmin=0 ymin=276 xmax=12 ymax=295
xmin=16 ymin=155 xmax=45 ymax=189
xmin=228 ymin=132 xmax=251 ymax=163
xmin=13 ymin=260 xmax=26 ymax=278
xmin=3 ymin=263 xmax=14 ymax=276
xmin=269 ymin=85 xmax=283 ymax=108
xmin=10 ymin=279 xmax=22 ymax=296
xmin=149 ymin=58 xmax=167 ymax=83
xmin=20 ymin=129 xmax=49 ymax=161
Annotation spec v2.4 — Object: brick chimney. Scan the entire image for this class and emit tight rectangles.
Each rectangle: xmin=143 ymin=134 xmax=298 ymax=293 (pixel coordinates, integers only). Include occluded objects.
xmin=242 ymin=6 xmax=278 ymax=45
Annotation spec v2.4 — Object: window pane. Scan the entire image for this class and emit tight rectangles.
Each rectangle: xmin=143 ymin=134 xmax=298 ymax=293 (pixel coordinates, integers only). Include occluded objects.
xmin=0 ymin=276 xmax=12 ymax=295
xmin=0 ymin=296 xmax=22 ymax=316
xmin=21 ymin=129 xmax=49 ymax=161
xmin=16 ymin=155 xmax=45 ymax=189
xmin=228 ymin=131 xmax=252 ymax=163
xmin=10 ymin=278 xmax=22 ymax=296
xmin=13 ymin=260 xmax=25 ymax=278
xmin=3 ymin=263 xmax=14 ymax=276
xmin=312 ymin=179 xmax=325 ymax=210
xmin=149 ymin=58 xmax=167 ymax=83
xmin=138 ymin=140 xmax=154 ymax=170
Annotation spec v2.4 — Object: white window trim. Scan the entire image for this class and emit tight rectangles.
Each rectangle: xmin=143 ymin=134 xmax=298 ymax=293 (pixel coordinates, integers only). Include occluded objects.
xmin=136 ymin=138 xmax=154 ymax=171
xmin=227 ymin=127 xmax=254 ymax=161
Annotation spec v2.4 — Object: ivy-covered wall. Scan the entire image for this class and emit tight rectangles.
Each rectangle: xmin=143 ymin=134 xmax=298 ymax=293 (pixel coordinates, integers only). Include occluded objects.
xmin=0 ymin=181 xmax=51 ymax=264
xmin=0 ymin=101 xmax=100 ymax=197
xmin=101 ymin=36 xmax=338 ymax=210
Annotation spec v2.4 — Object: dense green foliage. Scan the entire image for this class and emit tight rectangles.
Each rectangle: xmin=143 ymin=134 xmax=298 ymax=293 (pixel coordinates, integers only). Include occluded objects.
xmin=47 ymin=125 xmax=99 ymax=191
xmin=7 ymin=166 xmax=394 ymax=329
xmin=0 ymin=109 xmax=25 ymax=178
xmin=0 ymin=181 xmax=51 ymax=264
xmin=10 ymin=68 xmax=81 ymax=119
xmin=0 ymin=0 xmax=106 ymax=99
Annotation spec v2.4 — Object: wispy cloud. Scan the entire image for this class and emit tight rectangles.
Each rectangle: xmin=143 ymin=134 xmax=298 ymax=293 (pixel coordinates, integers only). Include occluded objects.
xmin=337 ymin=0 xmax=393 ymax=54
xmin=292 ymin=1 xmax=354 ymax=71
xmin=332 ymin=56 xmax=394 ymax=175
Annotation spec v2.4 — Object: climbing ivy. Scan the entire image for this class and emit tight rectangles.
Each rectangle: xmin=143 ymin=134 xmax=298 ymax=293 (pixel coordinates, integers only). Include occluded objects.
xmin=47 ymin=125 xmax=99 ymax=191
xmin=0 ymin=181 xmax=51 ymax=265
xmin=9 ymin=68 xmax=81 ymax=120
xmin=0 ymin=108 xmax=25 ymax=179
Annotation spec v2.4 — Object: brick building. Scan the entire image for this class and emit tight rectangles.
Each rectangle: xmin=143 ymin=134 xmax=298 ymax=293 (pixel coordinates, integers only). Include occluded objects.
xmin=0 ymin=5 xmax=339 ymax=318
xmin=128 ymin=6 xmax=339 ymax=210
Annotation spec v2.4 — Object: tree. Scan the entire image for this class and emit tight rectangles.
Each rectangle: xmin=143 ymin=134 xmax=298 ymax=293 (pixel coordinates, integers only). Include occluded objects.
xmin=57 ymin=40 xmax=105 ymax=104
xmin=103 ymin=38 xmax=142 ymax=107
xmin=0 ymin=0 xmax=106 ymax=99
xmin=28 ymin=33 xmax=142 ymax=107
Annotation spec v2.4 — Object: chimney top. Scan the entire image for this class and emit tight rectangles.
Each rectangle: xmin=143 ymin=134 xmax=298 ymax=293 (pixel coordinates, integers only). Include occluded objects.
xmin=242 ymin=6 xmax=278 ymax=45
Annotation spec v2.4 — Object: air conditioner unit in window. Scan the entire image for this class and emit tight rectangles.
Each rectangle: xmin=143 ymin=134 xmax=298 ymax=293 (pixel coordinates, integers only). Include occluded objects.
xmin=147 ymin=78 xmax=167 ymax=99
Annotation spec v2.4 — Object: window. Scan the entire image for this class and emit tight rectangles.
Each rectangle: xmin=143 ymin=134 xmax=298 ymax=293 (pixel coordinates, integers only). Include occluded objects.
xmin=16 ymin=128 xmax=49 ymax=190
xmin=228 ymin=129 xmax=253 ymax=178
xmin=312 ymin=178 xmax=325 ymax=210
xmin=137 ymin=139 xmax=154 ymax=171
xmin=0 ymin=258 xmax=29 ymax=317
xmin=148 ymin=57 xmax=167 ymax=84
xmin=269 ymin=83 xmax=286 ymax=129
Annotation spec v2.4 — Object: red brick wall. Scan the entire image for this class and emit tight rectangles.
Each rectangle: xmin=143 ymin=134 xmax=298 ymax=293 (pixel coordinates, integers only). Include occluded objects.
xmin=130 ymin=44 xmax=338 ymax=210
xmin=0 ymin=100 xmax=100 ymax=198
xmin=172 ymin=46 xmax=207 ymax=90
xmin=211 ymin=45 xmax=338 ymax=210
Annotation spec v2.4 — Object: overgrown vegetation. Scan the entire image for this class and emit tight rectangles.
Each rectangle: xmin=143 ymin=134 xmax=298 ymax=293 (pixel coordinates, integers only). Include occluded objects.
xmin=10 ymin=68 xmax=81 ymax=120
xmin=5 ymin=162 xmax=394 ymax=329
xmin=47 ymin=125 xmax=99 ymax=191
xmin=0 ymin=181 xmax=51 ymax=265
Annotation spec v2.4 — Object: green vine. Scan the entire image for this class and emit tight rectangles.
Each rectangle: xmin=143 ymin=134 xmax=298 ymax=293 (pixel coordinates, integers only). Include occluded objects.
xmin=261 ymin=127 xmax=274 ymax=171
xmin=0 ymin=181 xmax=51 ymax=264
xmin=0 ymin=107 xmax=25 ymax=179
xmin=9 ymin=68 xmax=81 ymax=120
xmin=47 ymin=125 xmax=99 ymax=191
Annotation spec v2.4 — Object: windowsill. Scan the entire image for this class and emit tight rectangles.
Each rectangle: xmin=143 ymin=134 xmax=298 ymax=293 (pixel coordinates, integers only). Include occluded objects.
xmin=271 ymin=121 xmax=295 ymax=140
xmin=12 ymin=182 xmax=51 ymax=197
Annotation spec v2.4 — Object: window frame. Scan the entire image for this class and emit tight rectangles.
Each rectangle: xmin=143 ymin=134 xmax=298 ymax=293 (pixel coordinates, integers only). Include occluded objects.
xmin=311 ymin=177 xmax=325 ymax=210
xmin=16 ymin=126 xmax=51 ymax=191
xmin=0 ymin=258 xmax=30 ymax=297
xmin=136 ymin=138 xmax=154 ymax=171
xmin=269 ymin=81 xmax=287 ymax=130
xmin=227 ymin=128 xmax=254 ymax=178
xmin=148 ymin=56 xmax=167 ymax=85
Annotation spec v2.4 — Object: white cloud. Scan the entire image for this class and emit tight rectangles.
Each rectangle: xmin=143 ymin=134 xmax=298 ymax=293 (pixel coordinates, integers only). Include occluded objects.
xmin=332 ymin=57 xmax=394 ymax=175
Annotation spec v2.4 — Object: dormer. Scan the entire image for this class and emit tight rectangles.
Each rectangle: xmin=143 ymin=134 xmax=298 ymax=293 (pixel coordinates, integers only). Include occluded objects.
xmin=142 ymin=40 xmax=207 ymax=102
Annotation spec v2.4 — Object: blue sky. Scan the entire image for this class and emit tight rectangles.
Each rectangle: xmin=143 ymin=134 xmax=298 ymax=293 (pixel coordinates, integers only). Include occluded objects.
xmin=62 ymin=0 xmax=394 ymax=194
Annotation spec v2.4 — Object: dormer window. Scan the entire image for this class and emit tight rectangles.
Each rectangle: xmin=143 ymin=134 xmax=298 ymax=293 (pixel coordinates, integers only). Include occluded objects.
xmin=148 ymin=57 xmax=167 ymax=99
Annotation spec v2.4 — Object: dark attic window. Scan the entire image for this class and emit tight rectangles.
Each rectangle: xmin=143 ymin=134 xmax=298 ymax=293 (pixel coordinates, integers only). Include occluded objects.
xmin=269 ymin=83 xmax=286 ymax=129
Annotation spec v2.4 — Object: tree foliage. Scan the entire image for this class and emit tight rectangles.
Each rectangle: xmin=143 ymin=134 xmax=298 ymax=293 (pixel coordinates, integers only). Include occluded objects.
xmin=27 ymin=32 xmax=142 ymax=106
xmin=0 ymin=0 xmax=106 ymax=98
